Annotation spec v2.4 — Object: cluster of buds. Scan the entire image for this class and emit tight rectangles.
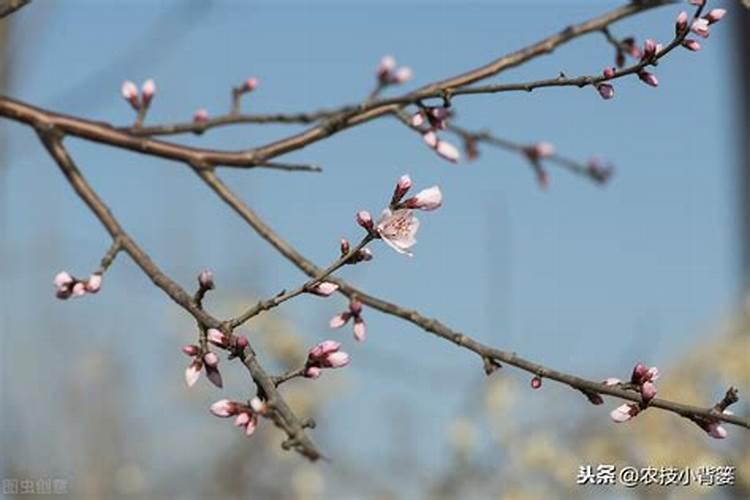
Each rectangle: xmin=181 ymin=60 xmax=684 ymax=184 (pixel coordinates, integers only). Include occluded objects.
xmin=121 ymin=79 xmax=156 ymax=112
xmin=358 ymin=175 xmax=443 ymax=255
xmin=376 ymin=55 xmax=413 ymax=86
xmin=53 ymin=271 xmax=102 ymax=300
xmin=390 ymin=174 xmax=443 ymax=211
xmin=183 ymin=328 xmax=249 ymax=388
xmin=330 ymin=296 xmax=367 ymax=342
xmin=339 ymin=238 xmax=373 ymax=264
xmin=304 ymin=340 xmax=350 ymax=378
xmin=183 ymin=343 xmax=223 ymax=388
xmin=410 ymin=106 xmax=450 ymax=131
xmin=408 ymin=105 xmax=460 ymax=163
xmin=523 ymin=142 xmax=555 ymax=188
xmin=607 ymin=363 xmax=659 ymax=424
xmin=210 ymin=397 xmax=266 ymax=437
xmin=631 ymin=363 xmax=660 ymax=405
xmin=596 ymin=67 xmax=616 ymax=100
xmin=636 ymin=39 xmax=661 ymax=88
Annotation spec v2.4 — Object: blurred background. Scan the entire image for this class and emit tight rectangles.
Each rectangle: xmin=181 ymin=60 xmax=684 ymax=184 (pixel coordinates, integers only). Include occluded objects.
xmin=1 ymin=1 xmax=748 ymax=498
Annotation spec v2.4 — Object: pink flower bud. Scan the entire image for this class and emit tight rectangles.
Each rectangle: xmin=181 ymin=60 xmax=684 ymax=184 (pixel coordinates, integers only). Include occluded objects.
xmin=244 ymin=416 xmax=257 ymax=436
xmin=234 ymin=335 xmax=248 ymax=349
xmin=356 ymin=210 xmax=374 ymax=231
xmin=705 ymin=422 xmax=727 ymax=439
xmin=340 ymin=238 xmax=350 ymax=255
xmin=198 ymin=270 xmax=214 ymax=290
xmin=349 ymin=297 xmax=363 ymax=315
xmin=185 ymin=359 xmax=202 ymax=387
xmin=193 ymin=108 xmax=209 ymax=123
xmin=642 ymin=39 xmax=657 ymax=60
xmin=181 ymin=344 xmax=200 ymax=356
xmin=436 ymin=140 xmax=460 ymax=163
xmin=691 ymin=18 xmax=710 ymax=38
xmin=377 ymin=55 xmax=397 ymax=78
xmin=310 ymin=281 xmax=339 ymax=297
xmin=676 ymin=11 xmax=688 ymax=33
xmin=234 ymin=412 xmax=251 ymax=427
xmin=121 ymin=81 xmax=139 ymax=110
xmin=430 ymin=107 xmax=449 ymax=121
xmin=85 ymin=273 xmax=102 ymax=293
xmin=71 ymin=282 xmax=87 ymax=297
xmin=54 ymin=271 xmax=74 ymax=288
xmin=203 ymin=351 xmax=220 ymax=367
xmin=638 ymin=71 xmax=659 ymax=87
xmin=602 ymin=67 xmax=615 ymax=80
xmin=645 ymin=366 xmax=660 ymax=381
xmin=325 ymin=351 xmax=350 ymax=368
xmin=393 ymin=174 xmax=412 ymax=203
xmin=54 ymin=276 xmax=75 ymax=298
xmin=610 ymin=403 xmax=640 ymax=423
xmin=704 ymin=9 xmax=726 ymax=24
xmin=410 ymin=112 xmax=425 ymax=128
xmin=596 ymin=83 xmax=615 ymax=100
xmin=403 ymin=186 xmax=443 ymax=211
xmin=141 ymin=79 xmax=156 ymax=106
xmin=207 ymin=328 xmax=227 ymax=347
xmin=631 ymin=363 xmax=648 ymax=384
xmin=391 ymin=66 xmax=413 ymax=84
xmin=530 ymin=376 xmax=542 ymax=389
xmin=423 ymin=131 xmax=438 ymax=148
xmin=309 ymin=340 xmax=341 ymax=359
xmin=121 ymin=81 xmax=138 ymax=100
xmin=304 ymin=366 xmax=321 ymax=379
xmin=353 ymin=317 xmax=366 ymax=342
xmin=681 ymin=39 xmax=702 ymax=52
xmin=640 ymin=381 xmax=657 ymax=404
xmin=210 ymin=399 xmax=237 ymax=418
xmin=243 ymin=77 xmax=259 ymax=92
xmin=329 ymin=312 xmax=350 ymax=329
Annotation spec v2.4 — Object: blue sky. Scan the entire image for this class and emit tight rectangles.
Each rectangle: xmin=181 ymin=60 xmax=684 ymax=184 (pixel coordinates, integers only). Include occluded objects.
xmin=0 ymin=0 xmax=740 ymax=489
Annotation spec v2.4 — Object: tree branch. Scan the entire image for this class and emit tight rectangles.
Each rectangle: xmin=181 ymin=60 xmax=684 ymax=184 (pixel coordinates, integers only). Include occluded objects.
xmin=0 ymin=1 xmax=673 ymax=170
xmin=0 ymin=0 xmax=30 ymax=19
xmin=194 ymin=168 xmax=749 ymax=431
xmin=35 ymin=126 xmax=323 ymax=461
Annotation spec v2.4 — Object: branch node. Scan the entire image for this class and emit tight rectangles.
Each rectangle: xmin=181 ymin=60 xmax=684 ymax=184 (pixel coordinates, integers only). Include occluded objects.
xmin=482 ymin=356 xmax=502 ymax=376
